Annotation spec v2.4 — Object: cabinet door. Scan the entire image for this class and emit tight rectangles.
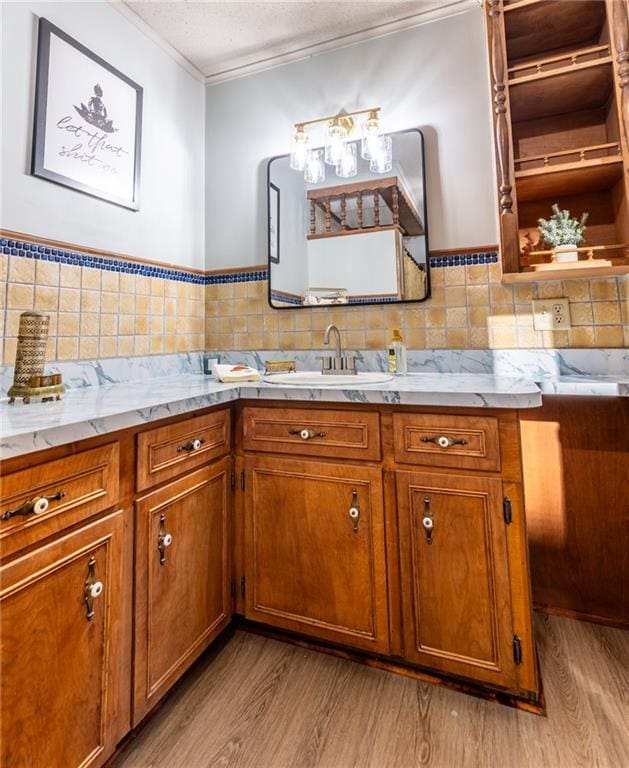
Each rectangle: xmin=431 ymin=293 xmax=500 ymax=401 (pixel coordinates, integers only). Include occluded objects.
xmin=397 ymin=471 xmax=517 ymax=690
xmin=134 ymin=459 xmax=231 ymax=723
xmin=1 ymin=510 xmax=128 ymax=768
xmin=244 ymin=456 xmax=389 ymax=654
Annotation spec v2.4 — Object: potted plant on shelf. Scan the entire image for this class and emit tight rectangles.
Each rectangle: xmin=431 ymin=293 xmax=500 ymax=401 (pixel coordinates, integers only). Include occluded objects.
xmin=538 ymin=204 xmax=589 ymax=263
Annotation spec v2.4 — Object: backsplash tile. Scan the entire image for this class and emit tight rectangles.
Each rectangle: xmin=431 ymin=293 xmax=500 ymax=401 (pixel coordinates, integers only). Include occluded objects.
xmin=1 ymin=234 xmax=627 ymax=373
xmin=205 ymin=262 xmax=628 ymax=352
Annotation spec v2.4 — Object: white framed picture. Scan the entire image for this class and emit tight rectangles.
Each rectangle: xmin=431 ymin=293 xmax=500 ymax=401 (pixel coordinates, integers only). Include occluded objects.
xmin=31 ymin=18 xmax=143 ymax=210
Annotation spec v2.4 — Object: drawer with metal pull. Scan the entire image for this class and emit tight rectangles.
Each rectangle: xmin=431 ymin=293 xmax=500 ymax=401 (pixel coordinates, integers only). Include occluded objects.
xmin=242 ymin=406 xmax=381 ymax=461
xmin=0 ymin=442 xmax=120 ymax=558
xmin=392 ymin=412 xmax=501 ymax=472
xmin=136 ymin=408 xmax=231 ymax=491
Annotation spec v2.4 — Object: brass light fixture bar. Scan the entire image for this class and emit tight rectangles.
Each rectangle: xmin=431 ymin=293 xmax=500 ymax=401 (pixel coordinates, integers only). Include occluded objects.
xmin=294 ymin=107 xmax=381 ymax=135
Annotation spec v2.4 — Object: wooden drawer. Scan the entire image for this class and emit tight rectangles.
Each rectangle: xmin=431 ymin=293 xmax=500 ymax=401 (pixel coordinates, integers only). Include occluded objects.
xmin=136 ymin=409 xmax=231 ymax=491
xmin=0 ymin=442 xmax=120 ymax=559
xmin=393 ymin=412 xmax=501 ymax=472
xmin=242 ymin=406 xmax=381 ymax=461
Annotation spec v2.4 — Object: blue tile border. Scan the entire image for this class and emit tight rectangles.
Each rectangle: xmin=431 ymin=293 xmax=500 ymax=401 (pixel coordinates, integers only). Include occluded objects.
xmin=1 ymin=236 xmax=496 ymax=285
xmin=1 ymin=237 xmax=268 ymax=285
xmin=429 ymin=251 xmax=499 ymax=268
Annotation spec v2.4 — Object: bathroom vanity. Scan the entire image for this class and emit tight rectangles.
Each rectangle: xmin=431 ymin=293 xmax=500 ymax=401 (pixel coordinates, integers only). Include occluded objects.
xmin=0 ymin=374 xmax=545 ymax=768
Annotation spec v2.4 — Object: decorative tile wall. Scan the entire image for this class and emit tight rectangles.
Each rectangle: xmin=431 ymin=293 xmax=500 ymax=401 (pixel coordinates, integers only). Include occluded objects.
xmin=1 ymin=235 xmax=627 ymax=371
xmin=205 ymin=258 xmax=629 ymax=351
xmin=0 ymin=242 xmax=204 ymax=366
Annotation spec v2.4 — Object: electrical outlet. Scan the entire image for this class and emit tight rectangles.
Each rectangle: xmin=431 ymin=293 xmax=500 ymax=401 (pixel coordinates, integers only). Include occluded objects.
xmin=532 ymin=298 xmax=571 ymax=331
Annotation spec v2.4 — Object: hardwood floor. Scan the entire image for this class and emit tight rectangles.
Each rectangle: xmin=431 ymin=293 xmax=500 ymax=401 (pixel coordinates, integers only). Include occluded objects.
xmin=113 ymin=615 xmax=628 ymax=768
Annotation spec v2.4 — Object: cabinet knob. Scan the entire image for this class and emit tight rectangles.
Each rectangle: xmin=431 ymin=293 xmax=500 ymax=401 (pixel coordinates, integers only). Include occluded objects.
xmin=177 ymin=437 xmax=205 ymax=453
xmin=421 ymin=434 xmax=467 ymax=449
xmin=158 ymin=514 xmax=173 ymax=565
xmin=1 ymin=491 xmax=65 ymax=522
xmin=348 ymin=490 xmax=361 ymax=533
xmin=288 ymin=428 xmax=327 ymax=441
xmin=87 ymin=581 xmax=104 ymax=599
xmin=422 ymin=496 xmax=434 ymax=544
xmin=84 ymin=556 xmax=103 ymax=621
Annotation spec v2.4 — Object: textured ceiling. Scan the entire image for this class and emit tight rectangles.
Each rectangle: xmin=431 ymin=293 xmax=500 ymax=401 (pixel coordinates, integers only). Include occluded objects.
xmin=121 ymin=0 xmax=477 ymax=82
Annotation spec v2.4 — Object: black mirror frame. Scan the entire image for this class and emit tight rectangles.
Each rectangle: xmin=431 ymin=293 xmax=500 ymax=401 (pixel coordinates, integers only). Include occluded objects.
xmin=266 ymin=127 xmax=431 ymax=310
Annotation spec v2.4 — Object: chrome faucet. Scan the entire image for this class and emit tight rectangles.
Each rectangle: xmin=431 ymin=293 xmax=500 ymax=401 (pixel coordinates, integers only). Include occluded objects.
xmin=321 ymin=324 xmax=357 ymax=375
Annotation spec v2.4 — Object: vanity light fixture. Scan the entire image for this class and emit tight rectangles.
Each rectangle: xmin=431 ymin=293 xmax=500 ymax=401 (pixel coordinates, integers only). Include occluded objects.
xmin=289 ymin=107 xmax=391 ymax=182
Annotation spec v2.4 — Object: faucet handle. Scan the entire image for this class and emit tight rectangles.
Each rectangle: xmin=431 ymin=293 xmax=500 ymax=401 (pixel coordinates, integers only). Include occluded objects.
xmin=342 ymin=356 xmax=358 ymax=374
xmin=317 ymin=355 xmax=333 ymax=372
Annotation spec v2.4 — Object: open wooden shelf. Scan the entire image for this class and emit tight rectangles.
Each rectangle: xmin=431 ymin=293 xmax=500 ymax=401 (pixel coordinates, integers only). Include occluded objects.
xmin=509 ymin=57 xmax=613 ymax=123
xmin=508 ymin=44 xmax=611 ymax=84
xmin=502 ymin=264 xmax=629 ymax=283
xmin=486 ymin=0 xmax=627 ymax=281
xmin=515 ymin=156 xmax=624 ymax=202
xmin=504 ymin=0 xmax=607 ymax=62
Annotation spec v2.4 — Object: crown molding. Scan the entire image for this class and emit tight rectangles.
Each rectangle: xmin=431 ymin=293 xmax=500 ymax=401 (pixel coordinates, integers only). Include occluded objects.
xmin=107 ymin=0 xmax=205 ymax=83
xmin=204 ymin=0 xmax=481 ymax=86
xmin=109 ymin=0 xmax=480 ymax=87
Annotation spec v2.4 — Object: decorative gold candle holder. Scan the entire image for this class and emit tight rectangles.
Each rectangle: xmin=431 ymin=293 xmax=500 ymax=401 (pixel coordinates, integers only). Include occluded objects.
xmin=7 ymin=312 xmax=65 ymax=404
xmin=264 ymin=359 xmax=297 ymax=375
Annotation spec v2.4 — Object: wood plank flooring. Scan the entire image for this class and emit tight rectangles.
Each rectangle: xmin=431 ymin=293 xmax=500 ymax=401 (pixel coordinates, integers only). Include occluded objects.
xmin=113 ymin=614 xmax=628 ymax=768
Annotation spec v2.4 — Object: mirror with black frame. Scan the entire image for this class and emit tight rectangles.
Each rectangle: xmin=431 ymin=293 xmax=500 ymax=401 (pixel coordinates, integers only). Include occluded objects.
xmin=267 ymin=128 xmax=430 ymax=308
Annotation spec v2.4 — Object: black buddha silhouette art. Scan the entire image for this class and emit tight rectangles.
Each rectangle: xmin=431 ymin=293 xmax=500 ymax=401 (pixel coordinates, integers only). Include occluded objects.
xmin=74 ymin=84 xmax=117 ymax=133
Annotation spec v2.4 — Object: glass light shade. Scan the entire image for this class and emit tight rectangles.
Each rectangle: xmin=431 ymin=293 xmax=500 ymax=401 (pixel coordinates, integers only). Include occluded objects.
xmin=304 ymin=148 xmax=325 ymax=183
xmin=370 ymin=135 xmax=393 ymax=173
xmin=324 ymin=122 xmax=347 ymax=166
xmin=361 ymin=113 xmax=382 ymax=160
xmin=336 ymin=141 xmax=358 ymax=178
xmin=290 ymin=128 xmax=309 ymax=171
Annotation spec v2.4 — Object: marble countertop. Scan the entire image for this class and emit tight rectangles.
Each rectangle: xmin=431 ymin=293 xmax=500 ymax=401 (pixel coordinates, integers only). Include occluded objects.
xmin=2 ymin=367 xmax=627 ymax=459
xmin=1 ymin=372 xmax=543 ymax=459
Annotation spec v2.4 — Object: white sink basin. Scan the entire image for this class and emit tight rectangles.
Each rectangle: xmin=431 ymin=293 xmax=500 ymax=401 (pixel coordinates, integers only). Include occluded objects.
xmin=263 ymin=371 xmax=393 ymax=386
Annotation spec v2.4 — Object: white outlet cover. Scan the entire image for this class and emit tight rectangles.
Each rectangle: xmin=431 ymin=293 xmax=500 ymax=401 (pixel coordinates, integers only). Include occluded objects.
xmin=532 ymin=299 xmax=571 ymax=331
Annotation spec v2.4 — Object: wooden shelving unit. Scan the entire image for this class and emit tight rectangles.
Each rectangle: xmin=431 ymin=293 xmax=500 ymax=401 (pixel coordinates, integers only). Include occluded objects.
xmin=485 ymin=0 xmax=629 ymax=280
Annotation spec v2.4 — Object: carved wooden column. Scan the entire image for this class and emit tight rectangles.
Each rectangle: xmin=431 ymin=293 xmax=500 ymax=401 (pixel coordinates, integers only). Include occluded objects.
xmin=309 ymin=199 xmax=316 ymax=235
xmin=609 ymin=0 xmax=629 ymax=219
xmin=487 ymin=0 xmax=519 ymax=274
xmin=324 ymin=198 xmax=332 ymax=232
xmin=391 ymin=187 xmax=399 ymax=226
xmin=357 ymin=191 xmax=364 ymax=229
xmin=374 ymin=191 xmax=380 ymax=227
xmin=341 ymin=194 xmax=347 ymax=230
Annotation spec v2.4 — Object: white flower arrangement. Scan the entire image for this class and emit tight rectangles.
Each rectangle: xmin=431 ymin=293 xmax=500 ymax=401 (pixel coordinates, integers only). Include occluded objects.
xmin=538 ymin=204 xmax=588 ymax=248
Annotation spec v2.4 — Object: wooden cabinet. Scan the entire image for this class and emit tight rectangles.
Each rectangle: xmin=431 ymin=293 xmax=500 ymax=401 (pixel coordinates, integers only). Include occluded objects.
xmin=243 ymin=405 xmax=381 ymax=461
xmin=1 ymin=510 xmax=128 ymax=768
xmin=0 ymin=442 xmax=120 ymax=559
xmin=392 ymin=412 xmax=501 ymax=472
xmin=243 ymin=455 xmax=389 ymax=654
xmin=485 ymin=0 xmax=629 ymax=280
xmin=133 ymin=458 xmax=232 ymax=723
xmin=396 ymin=471 xmax=518 ymax=690
xmin=136 ymin=409 xmax=231 ymax=491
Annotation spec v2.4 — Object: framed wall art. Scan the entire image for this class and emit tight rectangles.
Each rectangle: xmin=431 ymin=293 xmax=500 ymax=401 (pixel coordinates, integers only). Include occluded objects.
xmin=31 ymin=18 xmax=143 ymax=210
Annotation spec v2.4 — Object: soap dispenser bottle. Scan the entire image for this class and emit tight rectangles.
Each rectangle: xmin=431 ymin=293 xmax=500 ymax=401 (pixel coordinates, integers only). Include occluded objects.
xmin=388 ymin=329 xmax=407 ymax=375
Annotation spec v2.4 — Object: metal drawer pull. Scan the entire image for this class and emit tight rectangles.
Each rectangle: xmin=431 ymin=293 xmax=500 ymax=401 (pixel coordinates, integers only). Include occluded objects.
xmin=422 ymin=496 xmax=434 ymax=544
xmin=421 ymin=434 xmax=467 ymax=449
xmin=177 ymin=437 xmax=205 ymax=453
xmin=348 ymin=489 xmax=360 ymax=533
xmin=1 ymin=491 xmax=65 ymax=521
xmin=158 ymin=514 xmax=173 ymax=565
xmin=84 ymin=556 xmax=104 ymax=621
xmin=288 ymin=428 xmax=327 ymax=441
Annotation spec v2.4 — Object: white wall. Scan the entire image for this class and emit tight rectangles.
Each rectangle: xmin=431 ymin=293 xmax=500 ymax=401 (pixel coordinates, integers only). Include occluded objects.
xmin=1 ymin=1 xmax=206 ymax=269
xmin=308 ymin=230 xmax=399 ymax=296
xmin=268 ymin=157 xmax=308 ymax=295
xmin=205 ymin=7 xmax=497 ymax=270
